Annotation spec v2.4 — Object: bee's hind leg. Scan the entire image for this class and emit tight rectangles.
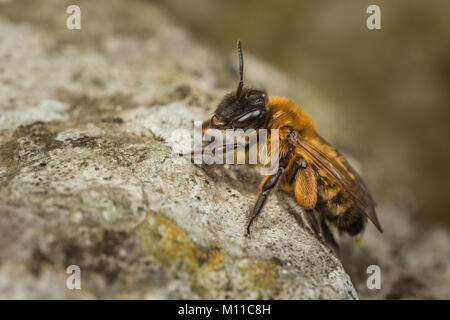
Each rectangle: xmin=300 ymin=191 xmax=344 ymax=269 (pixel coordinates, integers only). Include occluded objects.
xmin=304 ymin=209 xmax=339 ymax=249
xmin=304 ymin=209 xmax=323 ymax=239
xmin=321 ymin=219 xmax=339 ymax=249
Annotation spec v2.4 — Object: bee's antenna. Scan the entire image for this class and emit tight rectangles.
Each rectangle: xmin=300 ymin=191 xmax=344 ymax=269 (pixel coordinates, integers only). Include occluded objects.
xmin=236 ymin=39 xmax=244 ymax=98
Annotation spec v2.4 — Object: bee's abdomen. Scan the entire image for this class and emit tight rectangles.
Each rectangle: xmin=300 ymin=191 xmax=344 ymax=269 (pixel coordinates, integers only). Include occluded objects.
xmin=316 ymin=178 xmax=366 ymax=236
xmin=336 ymin=208 xmax=366 ymax=236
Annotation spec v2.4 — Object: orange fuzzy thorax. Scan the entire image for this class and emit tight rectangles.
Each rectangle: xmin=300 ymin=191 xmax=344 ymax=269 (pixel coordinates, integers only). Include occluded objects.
xmin=265 ymin=96 xmax=317 ymax=139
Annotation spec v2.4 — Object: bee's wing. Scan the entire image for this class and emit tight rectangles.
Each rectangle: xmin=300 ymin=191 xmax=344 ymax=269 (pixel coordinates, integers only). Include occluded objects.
xmin=291 ymin=135 xmax=383 ymax=232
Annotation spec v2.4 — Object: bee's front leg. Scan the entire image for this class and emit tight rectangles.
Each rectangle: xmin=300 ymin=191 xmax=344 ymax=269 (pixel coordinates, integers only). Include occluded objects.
xmin=246 ymin=167 xmax=284 ymax=237
xmin=177 ymin=142 xmax=249 ymax=163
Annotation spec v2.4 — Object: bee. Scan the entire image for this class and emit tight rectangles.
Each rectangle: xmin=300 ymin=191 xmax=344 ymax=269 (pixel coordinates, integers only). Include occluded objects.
xmin=187 ymin=40 xmax=382 ymax=247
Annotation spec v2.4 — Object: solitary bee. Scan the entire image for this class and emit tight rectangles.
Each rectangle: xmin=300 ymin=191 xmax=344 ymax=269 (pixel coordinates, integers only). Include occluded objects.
xmin=187 ymin=40 xmax=382 ymax=247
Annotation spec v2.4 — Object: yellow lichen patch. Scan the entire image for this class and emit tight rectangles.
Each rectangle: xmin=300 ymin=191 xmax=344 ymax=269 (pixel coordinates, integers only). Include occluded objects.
xmin=204 ymin=250 xmax=226 ymax=268
xmin=137 ymin=211 xmax=281 ymax=299
xmin=137 ymin=211 xmax=227 ymax=276
xmin=239 ymin=260 xmax=278 ymax=289
xmin=138 ymin=211 xmax=199 ymax=274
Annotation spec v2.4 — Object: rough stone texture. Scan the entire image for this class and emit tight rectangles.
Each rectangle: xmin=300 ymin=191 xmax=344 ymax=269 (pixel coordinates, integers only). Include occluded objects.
xmin=0 ymin=0 xmax=448 ymax=300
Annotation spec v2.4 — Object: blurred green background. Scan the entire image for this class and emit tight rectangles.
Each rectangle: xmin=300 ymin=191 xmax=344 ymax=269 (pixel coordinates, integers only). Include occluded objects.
xmin=154 ymin=0 xmax=450 ymax=227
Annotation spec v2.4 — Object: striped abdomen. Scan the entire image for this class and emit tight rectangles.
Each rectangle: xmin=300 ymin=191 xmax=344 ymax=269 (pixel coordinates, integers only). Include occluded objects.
xmin=315 ymin=176 xmax=367 ymax=236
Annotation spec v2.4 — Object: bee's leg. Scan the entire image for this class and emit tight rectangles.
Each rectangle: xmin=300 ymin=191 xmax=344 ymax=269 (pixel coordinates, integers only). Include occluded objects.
xmin=304 ymin=209 xmax=324 ymax=240
xmin=321 ymin=219 xmax=339 ymax=249
xmin=177 ymin=146 xmax=207 ymax=163
xmin=304 ymin=209 xmax=339 ymax=249
xmin=246 ymin=167 xmax=284 ymax=237
xmin=174 ymin=118 xmax=212 ymax=160
xmin=178 ymin=147 xmax=206 ymax=158
xmin=289 ymin=156 xmax=307 ymax=184
xmin=291 ymin=158 xmax=321 ymax=237
xmin=178 ymin=142 xmax=249 ymax=163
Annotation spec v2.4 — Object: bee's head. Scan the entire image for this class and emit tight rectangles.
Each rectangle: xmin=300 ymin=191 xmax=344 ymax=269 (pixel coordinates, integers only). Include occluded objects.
xmin=211 ymin=88 xmax=267 ymax=130
xmin=208 ymin=41 xmax=267 ymax=130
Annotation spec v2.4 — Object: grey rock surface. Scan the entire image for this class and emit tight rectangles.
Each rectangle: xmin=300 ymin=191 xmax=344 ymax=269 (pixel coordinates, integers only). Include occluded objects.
xmin=0 ymin=0 xmax=448 ymax=299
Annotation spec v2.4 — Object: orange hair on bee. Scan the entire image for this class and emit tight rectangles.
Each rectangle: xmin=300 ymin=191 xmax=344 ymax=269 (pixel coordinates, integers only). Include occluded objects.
xmin=265 ymin=96 xmax=317 ymax=139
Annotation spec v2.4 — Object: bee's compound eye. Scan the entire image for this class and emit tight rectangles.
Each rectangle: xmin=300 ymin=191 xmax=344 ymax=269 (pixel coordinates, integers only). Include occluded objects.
xmin=236 ymin=109 xmax=261 ymax=124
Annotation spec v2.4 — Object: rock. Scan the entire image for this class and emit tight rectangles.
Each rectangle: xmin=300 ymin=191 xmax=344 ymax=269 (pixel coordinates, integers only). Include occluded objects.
xmin=0 ymin=0 xmax=448 ymax=300
xmin=0 ymin=0 xmax=357 ymax=299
